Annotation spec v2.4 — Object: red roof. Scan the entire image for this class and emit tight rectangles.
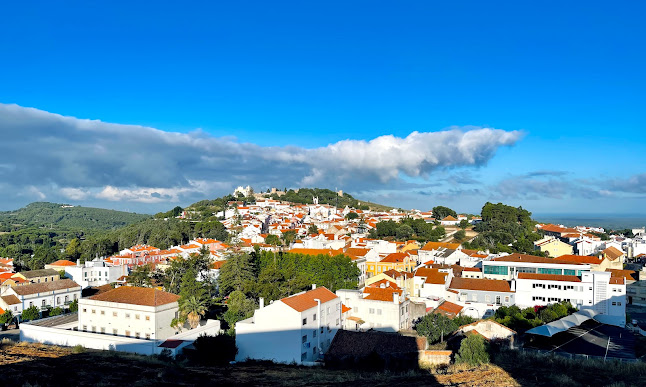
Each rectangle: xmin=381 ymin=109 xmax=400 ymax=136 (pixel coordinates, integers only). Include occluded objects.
xmin=280 ymin=287 xmax=338 ymax=312
xmin=414 ymin=268 xmax=448 ymax=285
xmin=363 ymin=287 xmax=401 ymax=302
xmin=380 ymin=252 xmax=410 ymax=263
xmin=435 ymin=301 xmax=463 ymax=316
xmin=341 ymin=304 xmax=351 ymax=313
xmin=48 ymin=260 xmax=77 ymax=267
xmin=89 ymin=286 xmax=179 ymax=307
xmin=449 ymin=278 xmax=512 ymax=293
xmin=158 ymin=339 xmax=186 ymax=349
xmin=554 ymin=255 xmax=601 ymax=265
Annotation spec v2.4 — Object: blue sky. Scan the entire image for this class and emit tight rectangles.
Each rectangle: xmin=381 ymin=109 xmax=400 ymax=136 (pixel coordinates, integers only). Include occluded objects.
xmin=0 ymin=1 xmax=645 ymax=216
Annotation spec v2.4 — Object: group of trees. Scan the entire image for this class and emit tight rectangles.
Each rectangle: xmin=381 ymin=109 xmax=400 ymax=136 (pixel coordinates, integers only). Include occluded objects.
xmin=463 ymin=202 xmax=544 ymax=255
xmin=217 ymin=249 xmax=360 ymax=330
xmin=369 ymin=218 xmax=446 ymax=242
xmin=494 ymin=301 xmax=575 ymax=333
xmin=414 ymin=313 xmax=475 ymax=344
xmin=270 ymin=188 xmax=372 ymax=210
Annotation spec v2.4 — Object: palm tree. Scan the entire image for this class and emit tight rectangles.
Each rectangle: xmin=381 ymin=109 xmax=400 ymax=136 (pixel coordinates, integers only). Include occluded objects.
xmin=179 ymin=295 xmax=208 ymax=329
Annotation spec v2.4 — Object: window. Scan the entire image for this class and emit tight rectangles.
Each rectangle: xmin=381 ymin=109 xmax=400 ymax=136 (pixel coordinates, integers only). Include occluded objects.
xmin=336 ymin=303 xmax=340 ymax=311
xmin=320 ymin=327 xmax=324 ymax=334
xmin=313 ymin=329 xmax=317 ymax=338
xmin=563 ymin=269 xmax=575 ymax=276
xmin=538 ymin=268 xmax=562 ymax=275
xmin=82 ymin=308 xmax=86 ymax=312
xmin=74 ymin=294 xmax=77 ymax=300
xmin=485 ymin=295 xmax=491 ymax=303
xmin=369 ymin=308 xmax=375 ymax=314
xmin=92 ymin=309 xmax=96 ymax=314
xmin=302 ymin=318 xmax=307 ymax=326
xmin=42 ymin=300 xmax=46 ymax=307
xmin=495 ymin=296 xmax=501 ymax=305
xmin=302 ymin=335 xmax=307 ymax=343
xmin=56 ymin=297 xmax=60 ymax=305
xmin=30 ymin=302 xmax=33 ymax=308
xmin=92 ymin=326 xmax=96 ymax=332
xmin=483 ymin=265 xmax=508 ymax=275
xmin=65 ymin=295 xmax=69 ymax=303
xmin=145 ymin=315 xmax=150 ymax=321
xmin=313 ymin=313 xmax=316 ymax=321
xmin=301 ymin=353 xmax=307 ymax=361
xmin=336 ymin=319 xmax=340 ymax=325
xmin=618 ymin=302 xmax=622 ymax=306
xmin=113 ymin=329 xmax=118 ymax=336
xmin=145 ymin=333 xmax=150 ymax=340
xmin=101 ymin=310 xmax=105 ymax=315
xmin=505 ymin=296 xmax=510 ymax=303
xmin=126 ymin=313 xmax=130 ymax=319
xmin=101 ymin=327 xmax=105 ymax=333
xmin=327 ymin=307 xmax=331 ymax=314
xmin=82 ymin=325 xmax=87 ymax=331
xmin=135 ymin=332 xmax=140 ymax=339
xmin=135 ymin=314 xmax=140 ymax=320
xmin=377 ymin=309 xmax=382 ymax=315
xmin=125 ymin=330 xmax=131 ymax=337
xmin=84 ymin=272 xmax=88 ymax=277
xmin=113 ymin=312 xmax=117 ymax=317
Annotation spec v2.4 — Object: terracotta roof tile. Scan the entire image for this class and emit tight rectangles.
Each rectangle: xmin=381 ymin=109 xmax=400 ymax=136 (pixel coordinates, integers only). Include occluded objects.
xmin=449 ymin=278 xmax=512 ymax=293
xmin=280 ymin=287 xmax=338 ymax=312
xmin=1 ymin=295 xmax=21 ymax=305
xmin=435 ymin=301 xmax=463 ymax=316
xmin=12 ymin=279 xmax=80 ymax=296
xmin=89 ymin=286 xmax=179 ymax=307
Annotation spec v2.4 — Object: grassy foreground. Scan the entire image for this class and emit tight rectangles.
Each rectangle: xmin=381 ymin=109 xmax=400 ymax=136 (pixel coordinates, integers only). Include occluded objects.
xmin=1 ymin=340 xmax=645 ymax=386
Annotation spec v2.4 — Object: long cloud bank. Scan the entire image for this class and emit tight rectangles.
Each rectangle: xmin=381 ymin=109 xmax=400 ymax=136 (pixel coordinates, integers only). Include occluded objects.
xmin=0 ymin=103 xmax=522 ymax=209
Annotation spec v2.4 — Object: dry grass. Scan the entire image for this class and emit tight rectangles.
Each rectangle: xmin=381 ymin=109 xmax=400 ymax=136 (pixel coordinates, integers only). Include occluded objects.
xmin=1 ymin=343 xmax=645 ymax=386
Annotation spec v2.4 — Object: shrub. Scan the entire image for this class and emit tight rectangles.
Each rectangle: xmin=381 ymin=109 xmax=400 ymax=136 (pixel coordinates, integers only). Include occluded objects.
xmin=72 ymin=344 xmax=86 ymax=354
xmin=193 ymin=333 xmax=237 ymax=365
xmin=455 ymin=334 xmax=490 ymax=367
xmin=21 ymin=305 xmax=40 ymax=321
xmin=69 ymin=299 xmax=78 ymax=312
xmin=49 ymin=307 xmax=63 ymax=317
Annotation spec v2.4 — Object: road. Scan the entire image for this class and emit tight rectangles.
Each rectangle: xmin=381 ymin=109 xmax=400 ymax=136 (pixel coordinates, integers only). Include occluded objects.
xmin=0 ymin=328 xmax=19 ymax=342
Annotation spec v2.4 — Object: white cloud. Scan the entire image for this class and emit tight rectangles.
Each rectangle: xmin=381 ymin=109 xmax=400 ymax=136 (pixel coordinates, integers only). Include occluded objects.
xmin=0 ymin=103 xmax=523 ymax=210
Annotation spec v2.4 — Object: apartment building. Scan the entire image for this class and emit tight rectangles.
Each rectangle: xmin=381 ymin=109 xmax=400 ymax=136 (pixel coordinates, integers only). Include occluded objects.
xmin=236 ymin=286 xmax=341 ymax=364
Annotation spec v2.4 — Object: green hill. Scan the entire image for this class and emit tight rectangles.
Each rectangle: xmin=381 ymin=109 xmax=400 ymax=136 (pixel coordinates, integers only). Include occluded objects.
xmin=0 ymin=202 xmax=150 ymax=232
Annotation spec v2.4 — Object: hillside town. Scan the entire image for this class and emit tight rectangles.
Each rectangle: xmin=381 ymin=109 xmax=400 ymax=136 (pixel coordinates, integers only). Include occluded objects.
xmin=1 ymin=187 xmax=646 ymax=369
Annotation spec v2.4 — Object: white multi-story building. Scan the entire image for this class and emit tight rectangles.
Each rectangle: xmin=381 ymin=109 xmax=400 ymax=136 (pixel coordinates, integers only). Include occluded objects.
xmin=481 ymin=253 xmax=591 ymax=281
xmin=336 ymin=287 xmax=411 ymax=332
xmin=515 ymin=271 xmax=626 ymax=326
xmin=236 ymin=286 xmax=341 ymax=364
xmin=0 ymin=279 xmax=81 ymax=317
xmin=52 ymin=260 xmax=128 ymax=289
xmin=78 ymin=286 xmax=180 ymax=340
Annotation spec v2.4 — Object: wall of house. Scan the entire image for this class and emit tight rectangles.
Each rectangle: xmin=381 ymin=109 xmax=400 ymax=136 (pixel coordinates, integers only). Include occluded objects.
xmin=516 ymin=279 xmax=590 ymax=309
xmin=336 ymin=289 xmax=409 ymax=332
xmin=65 ymin=265 xmax=127 ymax=288
xmin=78 ymin=299 xmax=178 ymax=340
xmin=18 ymin=287 xmax=81 ymax=314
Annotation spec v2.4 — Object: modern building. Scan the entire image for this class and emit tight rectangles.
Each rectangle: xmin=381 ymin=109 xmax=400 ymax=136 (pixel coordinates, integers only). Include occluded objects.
xmin=235 ymin=286 xmax=341 ymax=364
xmin=52 ymin=259 xmax=128 ymax=289
xmin=481 ymin=253 xmax=591 ymax=281
xmin=336 ymin=287 xmax=411 ymax=332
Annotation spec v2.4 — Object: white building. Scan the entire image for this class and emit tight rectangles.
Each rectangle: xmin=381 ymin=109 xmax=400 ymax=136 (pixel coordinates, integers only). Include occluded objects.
xmin=515 ymin=271 xmax=626 ymax=326
xmin=481 ymin=253 xmax=591 ymax=281
xmin=78 ymin=286 xmax=180 ymax=340
xmin=54 ymin=259 xmax=128 ymax=289
xmin=0 ymin=279 xmax=81 ymax=317
xmin=236 ymin=286 xmax=341 ymax=364
xmin=336 ymin=287 xmax=411 ymax=332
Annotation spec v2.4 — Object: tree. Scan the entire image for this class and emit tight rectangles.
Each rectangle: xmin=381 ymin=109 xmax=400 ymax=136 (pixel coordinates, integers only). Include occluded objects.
xmin=432 ymin=206 xmax=457 ymax=220
xmin=265 ymin=234 xmax=281 ymax=246
xmin=65 ymin=238 xmax=82 ymax=261
xmin=69 ymin=299 xmax=78 ymax=312
xmin=58 ymin=270 xmax=67 ymax=279
xmin=308 ymin=224 xmax=319 ymax=235
xmin=49 ymin=307 xmax=63 ymax=317
xmin=454 ymin=230 xmax=466 ymax=241
xmin=0 ymin=310 xmax=13 ymax=325
xmin=459 ymin=219 xmax=470 ymax=230
xmin=281 ymin=230 xmax=297 ymax=246
xmin=396 ymin=224 xmax=414 ymax=240
xmin=415 ymin=313 xmax=458 ymax=344
xmin=179 ymin=295 xmax=208 ymax=329
xmin=218 ymin=253 xmax=255 ymax=296
xmin=128 ymin=264 xmax=153 ymax=287
xmin=223 ymin=290 xmax=256 ymax=331
xmin=455 ymin=334 xmax=490 ymax=366
xmin=22 ymin=305 xmax=40 ymax=321
xmin=345 ymin=212 xmax=359 ymax=220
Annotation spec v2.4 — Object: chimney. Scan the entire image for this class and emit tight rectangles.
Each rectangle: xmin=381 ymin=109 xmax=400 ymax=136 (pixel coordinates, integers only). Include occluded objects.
xmin=259 ymin=297 xmax=264 ymax=309
xmin=393 ymin=292 xmax=399 ymax=304
xmin=312 ymin=284 xmax=317 ymax=290
xmin=76 ymin=259 xmax=80 ymax=266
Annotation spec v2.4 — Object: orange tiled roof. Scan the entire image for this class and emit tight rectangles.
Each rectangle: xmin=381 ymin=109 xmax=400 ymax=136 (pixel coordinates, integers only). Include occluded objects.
xmin=602 ymin=246 xmax=624 ymax=260
xmin=341 ymin=304 xmax=351 ymax=314
xmin=493 ymin=253 xmax=576 ymax=265
xmin=89 ymin=286 xmax=179 ymax=307
xmin=421 ymin=241 xmax=460 ymax=251
xmin=435 ymin=301 xmax=463 ymax=316
xmin=449 ymin=278 xmax=512 ymax=293
xmin=12 ymin=279 xmax=80 ymax=296
xmin=363 ymin=287 xmax=401 ymax=302
xmin=48 ymin=259 xmax=77 ymax=267
xmin=606 ymin=269 xmax=637 ymax=281
xmin=414 ymin=267 xmax=448 ymax=285
xmin=280 ymin=287 xmax=338 ymax=312
xmin=380 ymin=252 xmax=411 ymax=263
xmin=554 ymin=254 xmax=601 ymax=265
